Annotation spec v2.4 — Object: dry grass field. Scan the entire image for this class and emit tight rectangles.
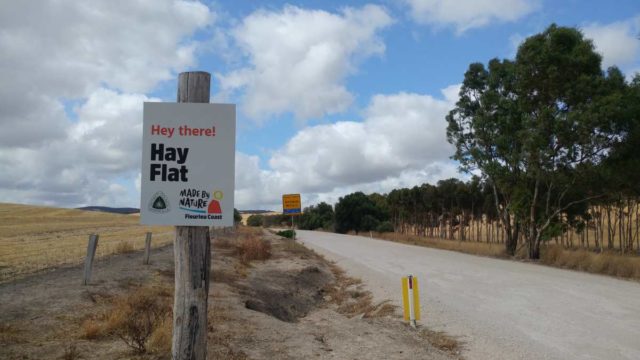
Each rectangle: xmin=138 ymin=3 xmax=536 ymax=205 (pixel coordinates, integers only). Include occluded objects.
xmin=239 ymin=211 xmax=279 ymax=225
xmin=0 ymin=203 xmax=173 ymax=282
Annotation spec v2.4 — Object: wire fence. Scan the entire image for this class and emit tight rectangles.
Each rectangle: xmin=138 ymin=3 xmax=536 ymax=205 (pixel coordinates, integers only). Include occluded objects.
xmin=0 ymin=226 xmax=174 ymax=283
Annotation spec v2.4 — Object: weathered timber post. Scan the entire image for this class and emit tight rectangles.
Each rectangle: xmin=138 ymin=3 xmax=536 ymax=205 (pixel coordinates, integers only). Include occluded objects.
xmin=143 ymin=232 xmax=152 ymax=265
xmin=172 ymin=71 xmax=212 ymax=360
xmin=82 ymin=234 xmax=99 ymax=285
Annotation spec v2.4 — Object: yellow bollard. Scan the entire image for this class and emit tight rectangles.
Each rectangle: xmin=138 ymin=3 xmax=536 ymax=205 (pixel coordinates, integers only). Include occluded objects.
xmin=401 ymin=275 xmax=420 ymax=327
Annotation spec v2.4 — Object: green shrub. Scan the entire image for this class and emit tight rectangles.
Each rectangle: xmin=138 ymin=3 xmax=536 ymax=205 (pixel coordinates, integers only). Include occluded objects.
xmin=375 ymin=221 xmax=394 ymax=233
xmin=276 ymin=230 xmax=296 ymax=239
xmin=246 ymin=214 xmax=263 ymax=227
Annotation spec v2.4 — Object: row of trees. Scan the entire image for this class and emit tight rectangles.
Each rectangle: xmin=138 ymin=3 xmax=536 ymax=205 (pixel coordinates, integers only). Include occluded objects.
xmin=245 ymin=172 xmax=640 ymax=257
xmin=386 ymin=179 xmax=640 ymax=255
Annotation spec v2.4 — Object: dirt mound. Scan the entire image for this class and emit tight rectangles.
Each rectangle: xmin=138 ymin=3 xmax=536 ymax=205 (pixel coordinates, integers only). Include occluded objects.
xmin=244 ymin=265 xmax=332 ymax=322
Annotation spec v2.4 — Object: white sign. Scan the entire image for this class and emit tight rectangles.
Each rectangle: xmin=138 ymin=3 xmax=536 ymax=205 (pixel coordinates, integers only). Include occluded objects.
xmin=140 ymin=102 xmax=236 ymax=226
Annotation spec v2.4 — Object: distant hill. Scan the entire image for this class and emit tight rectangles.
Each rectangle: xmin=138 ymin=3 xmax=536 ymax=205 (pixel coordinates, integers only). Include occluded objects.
xmin=239 ymin=210 xmax=274 ymax=214
xmin=77 ymin=206 xmax=140 ymax=215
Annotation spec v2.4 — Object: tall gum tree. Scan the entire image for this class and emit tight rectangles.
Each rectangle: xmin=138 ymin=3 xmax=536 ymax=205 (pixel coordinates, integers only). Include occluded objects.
xmin=446 ymin=25 xmax=628 ymax=258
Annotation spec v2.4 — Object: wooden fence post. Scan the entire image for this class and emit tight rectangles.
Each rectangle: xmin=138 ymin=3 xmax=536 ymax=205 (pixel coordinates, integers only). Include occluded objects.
xmin=143 ymin=232 xmax=152 ymax=265
xmin=82 ymin=234 xmax=99 ymax=285
xmin=172 ymin=71 xmax=212 ymax=360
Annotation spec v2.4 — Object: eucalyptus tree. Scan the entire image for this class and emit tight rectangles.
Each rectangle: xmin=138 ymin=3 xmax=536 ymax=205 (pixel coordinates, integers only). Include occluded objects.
xmin=447 ymin=25 xmax=627 ymax=258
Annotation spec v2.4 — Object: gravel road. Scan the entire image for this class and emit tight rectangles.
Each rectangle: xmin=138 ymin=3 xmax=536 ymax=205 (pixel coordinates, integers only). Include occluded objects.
xmin=298 ymin=230 xmax=640 ymax=360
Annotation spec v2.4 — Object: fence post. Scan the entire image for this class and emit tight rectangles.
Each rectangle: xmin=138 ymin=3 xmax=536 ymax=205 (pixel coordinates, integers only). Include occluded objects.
xmin=82 ymin=234 xmax=99 ymax=285
xmin=143 ymin=232 xmax=152 ymax=265
xmin=172 ymin=71 xmax=212 ymax=360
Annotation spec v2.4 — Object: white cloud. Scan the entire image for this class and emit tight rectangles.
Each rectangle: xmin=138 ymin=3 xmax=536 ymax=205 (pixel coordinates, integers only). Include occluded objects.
xmin=0 ymin=0 xmax=213 ymax=98
xmin=403 ymin=0 xmax=538 ymax=34
xmin=582 ymin=16 xmax=640 ymax=69
xmin=0 ymin=89 xmax=158 ymax=207
xmin=0 ymin=1 xmax=213 ymax=207
xmin=234 ymin=88 xmax=461 ymax=210
xmin=217 ymin=5 xmax=392 ymax=121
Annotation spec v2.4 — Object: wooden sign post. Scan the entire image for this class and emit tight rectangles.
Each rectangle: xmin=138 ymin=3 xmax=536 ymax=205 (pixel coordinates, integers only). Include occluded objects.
xmin=172 ymin=71 xmax=212 ymax=360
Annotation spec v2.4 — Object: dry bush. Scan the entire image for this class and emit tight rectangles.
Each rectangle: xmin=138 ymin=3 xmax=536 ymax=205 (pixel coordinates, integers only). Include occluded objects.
xmin=80 ymin=319 xmax=102 ymax=339
xmin=147 ymin=316 xmax=172 ymax=354
xmin=237 ymin=236 xmax=271 ymax=263
xmin=110 ymin=290 xmax=171 ymax=353
xmin=114 ymin=241 xmax=134 ymax=254
xmin=98 ymin=286 xmax=172 ymax=354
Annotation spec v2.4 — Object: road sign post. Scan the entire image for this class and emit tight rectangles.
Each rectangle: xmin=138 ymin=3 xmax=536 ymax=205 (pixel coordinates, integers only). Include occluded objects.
xmin=140 ymin=71 xmax=236 ymax=360
xmin=282 ymin=194 xmax=301 ymax=239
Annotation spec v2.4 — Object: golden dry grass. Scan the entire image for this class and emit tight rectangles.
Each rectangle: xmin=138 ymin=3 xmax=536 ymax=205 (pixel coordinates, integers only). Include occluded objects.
xmin=324 ymin=261 xmax=396 ymax=318
xmin=82 ymin=285 xmax=173 ymax=354
xmin=236 ymin=235 xmax=272 ymax=263
xmin=540 ymin=245 xmax=640 ymax=279
xmin=114 ymin=241 xmax=134 ymax=254
xmin=0 ymin=203 xmax=174 ymax=281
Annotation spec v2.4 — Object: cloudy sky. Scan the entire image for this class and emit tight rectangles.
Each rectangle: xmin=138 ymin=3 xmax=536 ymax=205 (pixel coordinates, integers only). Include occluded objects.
xmin=1 ymin=0 xmax=639 ymax=210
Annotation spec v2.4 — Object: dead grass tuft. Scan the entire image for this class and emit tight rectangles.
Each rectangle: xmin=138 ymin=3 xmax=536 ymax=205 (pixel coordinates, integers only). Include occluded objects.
xmin=114 ymin=241 xmax=134 ymax=254
xmin=324 ymin=261 xmax=392 ymax=318
xmin=82 ymin=286 xmax=173 ymax=354
xmin=420 ymin=328 xmax=461 ymax=356
xmin=80 ymin=319 xmax=102 ymax=339
xmin=0 ymin=322 xmax=26 ymax=343
xmin=147 ymin=316 xmax=172 ymax=354
xmin=237 ymin=235 xmax=271 ymax=263
xmin=368 ymin=301 xmax=397 ymax=318
xmin=59 ymin=343 xmax=84 ymax=360
xmin=212 ymin=268 xmax=241 ymax=284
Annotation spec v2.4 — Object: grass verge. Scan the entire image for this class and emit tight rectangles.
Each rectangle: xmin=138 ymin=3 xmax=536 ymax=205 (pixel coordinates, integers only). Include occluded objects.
xmin=373 ymin=232 xmax=640 ymax=281
xmin=540 ymin=245 xmax=640 ymax=279
xmin=372 ymin=232 xmax=506 ymax=258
